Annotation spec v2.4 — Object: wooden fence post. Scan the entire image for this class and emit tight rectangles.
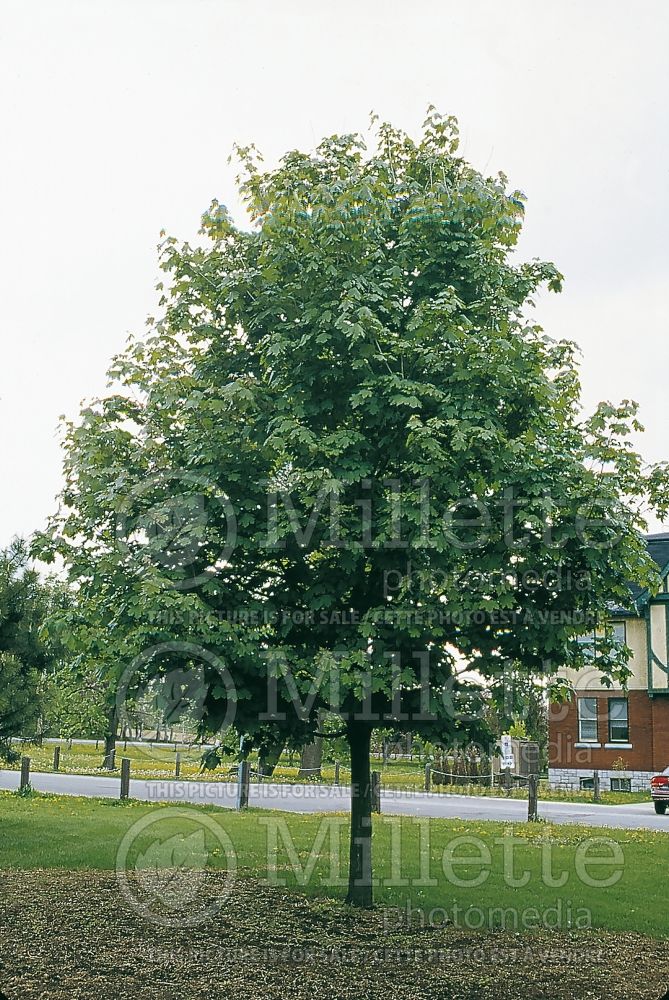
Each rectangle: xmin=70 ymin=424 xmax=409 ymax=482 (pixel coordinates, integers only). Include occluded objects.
xmin=503 ymin=768 xmax=512 ymax=794
xmin=425 ymin=763 xmax=431 ymax=793
xmin=371 ymin=770 xmax=381 ymax=813
xmin=237 ymin=760 xmax=250 ymax=810
xmin=120 ymin=757 xmax=131 ymax=800
xmin=175 ymin=752 xmax=181 ymax=779
xmin=53 ymin=746 xmax=61 ymax=771
xmin=527 ymin=774 xmax=539 ymax=822
xmin=593 ymin=770 xmax=600 ymax=803
xmin=20 ymin=756 xmax=31 ymax=791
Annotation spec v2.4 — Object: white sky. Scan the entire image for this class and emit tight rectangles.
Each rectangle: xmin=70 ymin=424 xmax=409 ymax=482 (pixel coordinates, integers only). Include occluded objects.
xmin=0 ymin=0 xmax=667 ymax=548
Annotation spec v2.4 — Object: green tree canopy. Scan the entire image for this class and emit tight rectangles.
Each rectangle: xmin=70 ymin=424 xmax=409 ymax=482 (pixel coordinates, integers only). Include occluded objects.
xmin=37 ymin=110 xmax=669 ymax=905
xmin=0 ymin=539 xmax=61 ymax=759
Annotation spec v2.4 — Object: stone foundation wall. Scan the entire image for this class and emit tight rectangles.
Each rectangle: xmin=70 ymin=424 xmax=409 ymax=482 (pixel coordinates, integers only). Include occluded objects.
xmin=548 ymin=767 xmax=654 ymax=793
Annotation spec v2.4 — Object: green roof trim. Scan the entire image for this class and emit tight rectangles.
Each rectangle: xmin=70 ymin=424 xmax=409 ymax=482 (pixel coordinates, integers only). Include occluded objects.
xmin=633 ymin=533 xmax=669 ymax=612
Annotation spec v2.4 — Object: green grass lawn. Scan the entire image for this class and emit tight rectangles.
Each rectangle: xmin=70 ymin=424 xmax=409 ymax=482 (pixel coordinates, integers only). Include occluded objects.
xmin=0 ymin=790 xmax=665 ymax=938
xmin=4 ymin=741 xmax=648 ymax=805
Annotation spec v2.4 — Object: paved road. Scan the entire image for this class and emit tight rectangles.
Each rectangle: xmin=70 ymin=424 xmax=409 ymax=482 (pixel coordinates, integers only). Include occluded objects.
xmin=2 ymin=768 xmax=667 ymax=831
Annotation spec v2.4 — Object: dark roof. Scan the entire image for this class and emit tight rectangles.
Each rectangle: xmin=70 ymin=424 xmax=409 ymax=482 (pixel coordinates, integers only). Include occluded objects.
xmin=647 ymin=532 xmax=669 ymax=573
xmin=628 ymin=532 xmax=669 ymax=605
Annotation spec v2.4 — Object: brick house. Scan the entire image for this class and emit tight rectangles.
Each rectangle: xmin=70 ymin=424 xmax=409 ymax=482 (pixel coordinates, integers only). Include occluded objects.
xmin=548 ymin=532 xmax=669 ymax=792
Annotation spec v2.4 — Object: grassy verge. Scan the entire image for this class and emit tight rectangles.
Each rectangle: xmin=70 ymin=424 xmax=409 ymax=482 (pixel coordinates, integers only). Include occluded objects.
xmin=0 ymin=790 xmax=666 ymax=938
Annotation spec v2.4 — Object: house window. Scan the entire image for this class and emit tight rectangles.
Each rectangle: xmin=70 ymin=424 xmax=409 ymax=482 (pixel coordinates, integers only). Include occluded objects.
xmin=611 ymin=621 xmax=626 ymax=645
xmin=608 ymin=698 xmax=629 ymax=743
xmin=577 ymin=697 xmax=598 ymax=742
xmin=577 ymin=621 xmax=626 ymax=658
xmin=610 ymin=777 xmax=631 ymax=792
xmin=576 ymin=631 xmax=596 ymax=659
xmin=579 ymin=776 xmax=594 ymax=790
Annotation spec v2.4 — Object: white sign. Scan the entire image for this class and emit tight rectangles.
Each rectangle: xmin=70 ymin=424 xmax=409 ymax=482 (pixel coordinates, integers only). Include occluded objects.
xmin=500 ymin=735 xmax=514 ymax=770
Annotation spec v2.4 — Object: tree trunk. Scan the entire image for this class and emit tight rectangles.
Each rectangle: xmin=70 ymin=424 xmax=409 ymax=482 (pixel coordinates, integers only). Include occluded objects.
xmin=102 ymin=707 xmax=117 ymax=767
xmin=346 ymin=721 xmax=373 ymax=907
xmin=258 ymin=742 xmax=284 ymax=778
xmin=298 ymin=734 xmax=323 ymax=779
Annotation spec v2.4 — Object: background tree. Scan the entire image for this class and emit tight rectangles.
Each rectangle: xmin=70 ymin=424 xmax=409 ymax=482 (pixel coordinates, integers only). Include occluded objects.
xmin=43 ymin=661 xmax=108 ymax=741
xmin=0 ymin=539 xmax=58 ymax=759
xmin=38 ymin=110 xmax=669 ymax=906
xmin=487 ymin=667 xmax=549 ymax=766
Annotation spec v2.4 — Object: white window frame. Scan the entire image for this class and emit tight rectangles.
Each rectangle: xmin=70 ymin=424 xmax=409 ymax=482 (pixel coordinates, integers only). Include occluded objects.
xmin=577 ymin=697 xmax=599 ymax=743
xmin=608 ymin=697 xmax=629 ymax=744
xmin=610 ymin=621 xmax=627 ymax=645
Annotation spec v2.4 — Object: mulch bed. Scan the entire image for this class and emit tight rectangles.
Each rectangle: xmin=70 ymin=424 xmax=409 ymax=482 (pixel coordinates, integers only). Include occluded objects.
xmin=0 ymin=870 xmax=667 ymax=1000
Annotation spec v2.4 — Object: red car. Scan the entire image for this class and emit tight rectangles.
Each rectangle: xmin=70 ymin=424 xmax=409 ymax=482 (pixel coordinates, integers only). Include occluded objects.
xmin=651 ymin=768 xmax=669 ymax=814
